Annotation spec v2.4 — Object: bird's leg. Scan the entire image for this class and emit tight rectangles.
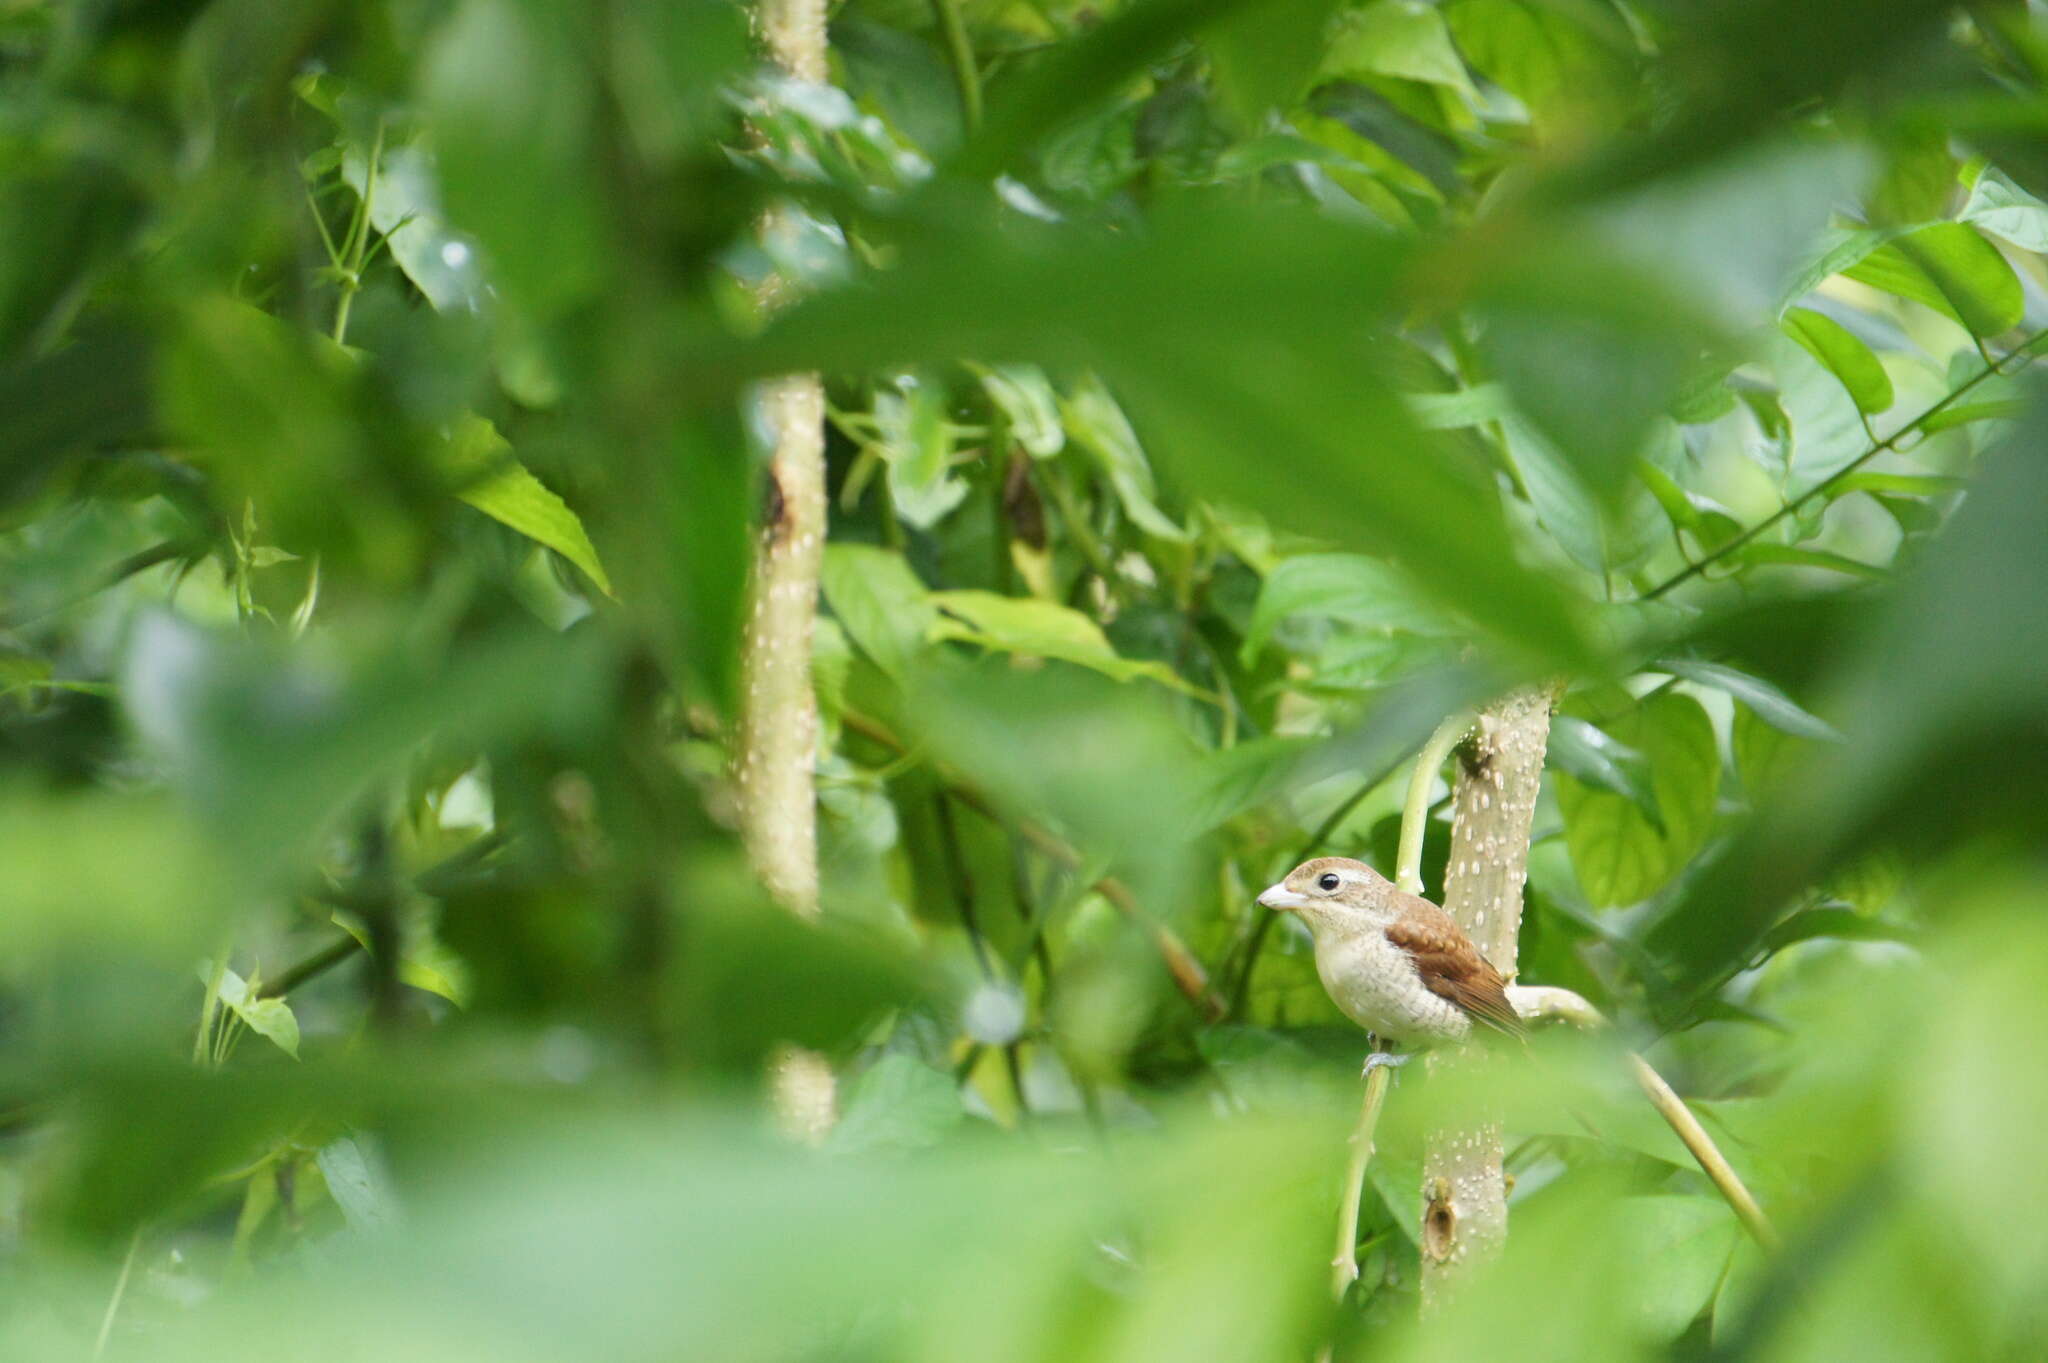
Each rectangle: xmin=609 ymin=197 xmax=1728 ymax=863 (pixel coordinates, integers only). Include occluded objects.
xmin=1362 ymin=1039 xmax=1410 ymax=1078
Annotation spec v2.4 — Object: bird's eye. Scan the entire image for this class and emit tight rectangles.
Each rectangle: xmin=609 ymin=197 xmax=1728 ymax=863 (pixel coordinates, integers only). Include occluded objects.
xmin=1317 ymin=872 xmax=1341 ymax=892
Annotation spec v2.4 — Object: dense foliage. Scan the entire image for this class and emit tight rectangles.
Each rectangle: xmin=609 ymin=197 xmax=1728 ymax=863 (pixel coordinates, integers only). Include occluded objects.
xmin=4 ymin=0 xmax=2048 ymax=1357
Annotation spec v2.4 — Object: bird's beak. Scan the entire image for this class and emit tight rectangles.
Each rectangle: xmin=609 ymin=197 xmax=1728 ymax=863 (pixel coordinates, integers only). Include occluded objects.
xmin=1257 ymin=882 xmax=1308 ymax=912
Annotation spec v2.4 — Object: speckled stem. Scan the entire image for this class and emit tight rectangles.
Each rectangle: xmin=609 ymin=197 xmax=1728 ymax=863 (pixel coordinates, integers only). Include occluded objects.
xmin=734 ymin=0 xmax=831 ymax=920
xmin=747 ymin=0 xmax=834 ymax=1135
xmin=1420 ymin=685 xmax=1554 ymax=1313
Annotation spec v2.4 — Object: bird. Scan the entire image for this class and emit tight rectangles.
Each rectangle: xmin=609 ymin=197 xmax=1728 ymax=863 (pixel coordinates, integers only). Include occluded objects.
xmin=1257 ymin=855 xmax=1523 ymax=1076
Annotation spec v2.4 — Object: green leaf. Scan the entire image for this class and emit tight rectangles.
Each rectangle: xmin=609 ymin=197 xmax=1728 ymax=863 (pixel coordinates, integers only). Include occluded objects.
xmin=1405 ymin=382 xmax=1512 ymax=430
xmin=1658 ymin=657 xmax=1842 ymax=741
xmin=1443 ymin=0 xmax=1627 ymax=126
xmin=1765 ymin=331 xmax=1869 ymax=498
xmin=1613 ymin=1195 xmax=1740 ymax=1340
xmin=440 ymin=414 xmax=613 ymax=596
xmin=1915 ymin=399 xmax=2027 ymax=434
xmin=421 ymin=0 xmax=610 ymax=318
xmin=874 ymin=376 xmax=965 ymax=529
xmin=827 ymin=1055 xmax=964 ymax=1153
xmin=1059 ymin=375 xmax=1188 ymax=541
xmin=1843 ymin=222 xmax=2024 ymax=337
xmin=208 ymin=964 xmax=301 ymax=1058
xmin=1556 ymin=690 xmax=1718 ymax=907
xmin=927 ymin=590 xmax=1189 ymax=689
xmin=1829 ymin=471 xmax=1968 ymax=497
xmin=1500 ymin=416 xmax=1662 ymax=576
xmin=315 ymin=1135 xmax=400 ymax=1233
xmin=1241 ymin=553 xmax=1447 ymax=663
xmin=820 ymin=544 xmax=936 ymax=682
xmin=1735 ymin=543 xmax=1886 ymax=580
xmin=1206 ymin=0 xmax=1344 ymax=122
xmin=1782 ymin=308 xmax=1893 ymax=414
xmin=976 ymin=364 xmax=1064 ymax=457
xmin=1961 ymin=166 xmax=2048 ymax=253
xmin=1755 ymin=906 xmax=1913 ymax=960
xmin=724 ymin=200 xmax=1593 ymax=670
xmin=1323 ymin=1 xmax=1478 ymax=97
xmin=1548 ymin=715 xmax=1663 ymax=835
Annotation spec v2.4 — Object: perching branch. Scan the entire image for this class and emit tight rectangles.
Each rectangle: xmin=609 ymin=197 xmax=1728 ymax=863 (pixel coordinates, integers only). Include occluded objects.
xmin=1419 ymin=687 xmax=1553 ymax=1311
xmin=1501 ymin=985 xmax=1779 ymax=1248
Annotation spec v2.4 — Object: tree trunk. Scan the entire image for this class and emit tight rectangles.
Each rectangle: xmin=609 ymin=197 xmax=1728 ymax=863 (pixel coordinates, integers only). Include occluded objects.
xmin=746 ymin=0 xmax=834 ymax=1139
xmin=735 ymin=0 xmax=830 ymax=922
xmin=1419 ymin=686 xmax=1553 ymax=1311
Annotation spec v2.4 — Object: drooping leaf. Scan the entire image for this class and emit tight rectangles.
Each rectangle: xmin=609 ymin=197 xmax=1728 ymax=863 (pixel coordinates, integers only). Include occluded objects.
xmin=1843 ymin=222 xmax=2024 ymax=337
xmin=928 ymin=590 xmax=1191 ymax=690
xmin=440 ymin=414 xmax=612 ymax=596
xmin=1059 ymin=375 xmax=1187 ymax=542
xmin=1658 ymin=656 xmax=1842 ymax=741
xmin=1960 ymin=166 xmax=2048 ymax=253
xmin=1322 ymin=1 xmax=1478 ymax=98
xmin=1782 ymin=308 xmax=1894 ymax=414
xmin=820 ymin=544 xmax=937 ymax=682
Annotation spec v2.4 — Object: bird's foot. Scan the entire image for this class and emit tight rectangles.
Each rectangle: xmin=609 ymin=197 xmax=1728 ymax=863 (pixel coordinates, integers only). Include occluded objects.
xmin=1361 ymin=1051 xmax=1411 ymax=1078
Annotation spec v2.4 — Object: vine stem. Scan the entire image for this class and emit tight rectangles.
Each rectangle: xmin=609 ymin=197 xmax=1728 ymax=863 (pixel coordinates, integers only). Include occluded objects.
xmin=1629 ymin=1053 xmax=1780 ymax=1249
xmin=1642 ymin=325 xmax=2048 ymax=601
xmin=1330 ymin=711 xmax=1472 ymax=1297
xmin=1394 ymin=712 xmax=1475 ymax=895
xmin=928 ymin=0 xmax=982 ymax=131
xmin=330 ymin=120 xmax=383 ymax=347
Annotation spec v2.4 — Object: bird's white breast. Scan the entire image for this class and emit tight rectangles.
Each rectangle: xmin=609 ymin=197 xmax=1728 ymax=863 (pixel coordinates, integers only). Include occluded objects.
xmin=1313 ymin=928 xmax=1470 ymax=1047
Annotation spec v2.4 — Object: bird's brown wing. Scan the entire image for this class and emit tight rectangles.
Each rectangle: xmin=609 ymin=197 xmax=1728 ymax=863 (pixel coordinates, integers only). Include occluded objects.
xmin=1384 ymin=896 xmax=1526 ymax=1039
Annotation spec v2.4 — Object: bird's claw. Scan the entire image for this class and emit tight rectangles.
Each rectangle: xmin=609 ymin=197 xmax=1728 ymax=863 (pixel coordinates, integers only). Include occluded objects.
xmin=1361 ymin=1051 xmax=1410 ymax=1078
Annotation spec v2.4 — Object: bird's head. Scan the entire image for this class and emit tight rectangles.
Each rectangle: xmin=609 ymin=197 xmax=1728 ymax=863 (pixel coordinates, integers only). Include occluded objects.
xmin=1257 ymin=856 xmax=1397 ymax=932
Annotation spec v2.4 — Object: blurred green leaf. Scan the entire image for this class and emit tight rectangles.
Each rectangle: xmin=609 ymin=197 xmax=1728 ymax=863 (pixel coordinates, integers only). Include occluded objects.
xmin=977 ymin=364 xmax=1064 ymax=457
xmin=1323 ymin=1 xmax=1478 ymax=97
xmin=1843 ymin=222 xmax=2024 ymax=337
xmin=1241 ymin=552 xmax=1446 ymax=663
xmin=420 ymin=0 xmax=611 ymax=318
xmin=828 ymin=1054 xmax=964 ymax=1152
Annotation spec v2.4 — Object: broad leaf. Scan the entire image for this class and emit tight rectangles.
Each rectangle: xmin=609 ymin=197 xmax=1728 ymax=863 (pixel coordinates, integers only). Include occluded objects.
xmin=1556 ymin=690 xmax=1718 ymax=907
xmin=441 ymin=414 xmax=613 ymax=596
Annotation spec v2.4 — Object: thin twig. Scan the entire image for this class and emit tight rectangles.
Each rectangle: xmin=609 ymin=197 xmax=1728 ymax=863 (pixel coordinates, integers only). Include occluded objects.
xmin=1393 ymin=713 xmax=1475 ymax=895
xmin=1628 ymin=1052 xmax=1779 ymax=1249
xmin=1641 ymin=326 xmax=2048 ymax=601
xmin=1331 ymin=1059 xmax=1393 ymax=1298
